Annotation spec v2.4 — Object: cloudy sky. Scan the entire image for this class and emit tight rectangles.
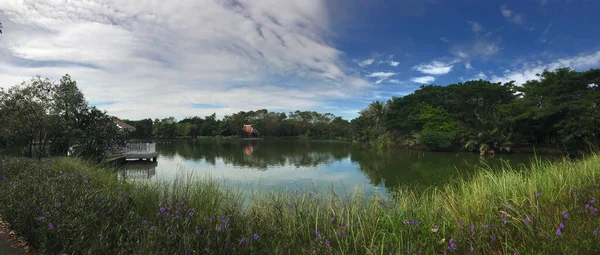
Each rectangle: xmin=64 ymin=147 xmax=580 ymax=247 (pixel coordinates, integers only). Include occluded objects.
xmin=1 ymin=0 xmax=599 ymax=120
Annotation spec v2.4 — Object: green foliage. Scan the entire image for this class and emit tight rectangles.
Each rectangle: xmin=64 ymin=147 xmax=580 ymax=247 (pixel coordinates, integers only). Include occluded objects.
xmin=1 ymin=153 xmax=600 ymax=254
xmin=0 ymin=74 xmax=126 ymax=160
xmin=418 ymin=104 xmax=456 ymax=150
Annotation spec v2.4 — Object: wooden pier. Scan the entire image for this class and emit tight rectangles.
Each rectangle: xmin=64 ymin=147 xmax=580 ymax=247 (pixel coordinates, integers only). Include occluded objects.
xmin=124 ymin=142 xmax=158 ymax=161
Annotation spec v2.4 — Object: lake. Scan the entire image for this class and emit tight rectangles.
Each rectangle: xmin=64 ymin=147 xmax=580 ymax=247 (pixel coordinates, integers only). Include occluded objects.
xmin=120 ymin=139 xmax=546 ymax=194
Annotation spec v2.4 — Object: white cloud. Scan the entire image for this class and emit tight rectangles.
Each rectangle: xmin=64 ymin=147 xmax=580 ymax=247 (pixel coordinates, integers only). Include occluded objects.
xmin=389 ymin=60 xmax=400 ymax=67
xmin=465 ymin=62 xmax=473 ymax=70
xmin=411 ymin=76 xmax=435 ymax=84
xmin=413 ymin=60 xmax=455 ymax=75
xmin=491 ymin=50 xmax=600 ymax=85
xmin=500 ymin=5 xmax=533 ymax=30
xmin=452 ymin=40 xmax=500 ymax=60
xmin=0 ymin=0 xmax=371 ymax=120
xmin=469 ymin=21 xmax=483 ymax=33
xmin=366 ymin=71 xmax=397 ymax=84
xmin=358 ymin=58 xmax=375 ymax=67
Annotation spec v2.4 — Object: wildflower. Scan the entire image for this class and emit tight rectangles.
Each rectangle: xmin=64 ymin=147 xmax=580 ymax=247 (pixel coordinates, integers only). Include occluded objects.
xmin=151 ymin=226 xmax=156 ymax=231
xmin=186 ymin=248 xmax=192 ymax=254
xmin=179 ymin=201 xmax=184 ymax=206
xmin=239 ymin=238 xmax=245 ymax=245
xmin=217 ymin=224 xmax=224 ymax=231
xmin=591 ymin=199 xmax=596 ymax=204
xmin=48 ymin=223 xmax=53 ymax=229
xmin=55 ymin=202 xmax=61 ymax=206
xmin=431 ymin=225 xmax=439 ymax=232
xmin=84 ymin=179 xmax=89 ymax=184
xmin=562 ymin=211 xmax=568 ymax=219
xmin=330 ymin=217 xmax=335 ymax=222
xmin=189 ymin=211 xmax=195 ymax=217
xmin=594 ymin=230 xmax=597 ymax=236
xmin=159 ymin=207 xmax=166 ymax=213
xmin=196 ymin=229 xmax=202 ymax=234
xmin=314 ymin=231 xmax=321 ymax=238
xmin=371 ymin=244 xmax=377 ymax=250
xmin=307 ymin=210 xmax=311 ymax=215
xmin=470 ymin=247 xmax=474 ymax=253
xmin=556 ymin=229 xmax=562 ymax=236
xmin=448 ymin=238 xmax=457 ymax=251
xmin=524 ymin=217 xmax=530 ymax=223
xmin=98 ymin=234 xmax=103 ymax=238
xmin=45 ymin=181 xmax=49 ymax=185
xmin=254 ymin=233 xmax=259 ymax=240
xmin=470 ymin=224 xmax=474 ymax=232
xmin=325 ymin=240 xmax=331 ymax=248
xmin=403 ymin=220 xmax=409 ymax=225
xmin=559 ymin=223 xmax=564 ymax=229
xmin=504 ymin=201 xmax=509 ymax=205
xmin=141 ymin=220 xmax=147 ymax=225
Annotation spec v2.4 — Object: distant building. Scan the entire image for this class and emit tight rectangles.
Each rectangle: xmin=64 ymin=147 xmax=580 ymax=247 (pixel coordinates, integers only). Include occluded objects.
xmin=242 ymin=124 xmax=259 ymax=137
xmin=115 ymin=120 xmax=137 ymax=132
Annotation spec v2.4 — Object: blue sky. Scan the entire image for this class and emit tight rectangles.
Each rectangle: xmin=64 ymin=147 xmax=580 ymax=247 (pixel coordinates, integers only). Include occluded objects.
xmin=1 ymin=0 xmax=599 ymax=120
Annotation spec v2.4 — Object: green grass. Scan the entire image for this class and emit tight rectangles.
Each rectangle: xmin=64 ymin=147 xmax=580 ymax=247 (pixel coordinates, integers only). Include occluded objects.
xmin=0 ymin=155 xmax=598 ymax=254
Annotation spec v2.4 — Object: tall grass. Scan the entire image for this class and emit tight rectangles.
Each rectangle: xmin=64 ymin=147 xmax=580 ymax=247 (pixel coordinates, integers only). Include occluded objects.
xmin=0 ymin=155 xmax=598 ymax=254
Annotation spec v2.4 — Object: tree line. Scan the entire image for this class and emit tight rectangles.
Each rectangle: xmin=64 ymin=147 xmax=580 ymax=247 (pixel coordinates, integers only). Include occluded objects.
xmin=1 ymin=67 xmax=598 ymax=159
xmin=124 ymin=110 xmax=352 ymax=139
xmin=352 ymin=67 xmax=600 ymax=156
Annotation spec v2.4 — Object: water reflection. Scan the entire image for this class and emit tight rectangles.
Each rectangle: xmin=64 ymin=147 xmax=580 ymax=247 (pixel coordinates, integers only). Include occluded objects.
xmin=120 ymin=139 xmax=543 ymax=193
xmin=119 ymin=161 xmax=157 ymax=180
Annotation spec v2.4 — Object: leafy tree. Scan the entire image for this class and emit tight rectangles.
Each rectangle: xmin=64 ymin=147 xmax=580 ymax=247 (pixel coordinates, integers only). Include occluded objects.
xmin=417 ymin=104 xmax=456 ymax=151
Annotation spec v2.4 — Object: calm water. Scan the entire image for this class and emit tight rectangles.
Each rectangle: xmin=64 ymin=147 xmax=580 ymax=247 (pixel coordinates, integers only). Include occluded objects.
xmin=120 ymin=139 xmax=546 ymax=194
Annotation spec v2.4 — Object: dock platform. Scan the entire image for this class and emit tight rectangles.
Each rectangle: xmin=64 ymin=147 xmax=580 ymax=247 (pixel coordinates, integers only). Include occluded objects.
xmin=124 ymin=142 xmax=158 ymax=161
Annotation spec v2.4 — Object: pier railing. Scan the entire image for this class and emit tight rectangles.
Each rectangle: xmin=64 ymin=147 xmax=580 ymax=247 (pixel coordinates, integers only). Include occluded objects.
xmin=126 ymin=142 xmax=156 ymax=153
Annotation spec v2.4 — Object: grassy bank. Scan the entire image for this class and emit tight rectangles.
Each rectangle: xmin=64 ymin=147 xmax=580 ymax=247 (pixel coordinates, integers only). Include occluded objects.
xmin=0 ymin=155 xmax=598 ymax=254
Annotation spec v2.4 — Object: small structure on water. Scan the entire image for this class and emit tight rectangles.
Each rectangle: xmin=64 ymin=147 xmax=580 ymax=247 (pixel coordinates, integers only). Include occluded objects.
xmin=124 ymin=142 xmax=158 ymax=162
xmin=242 ymin=124 xmax=259 ymax=137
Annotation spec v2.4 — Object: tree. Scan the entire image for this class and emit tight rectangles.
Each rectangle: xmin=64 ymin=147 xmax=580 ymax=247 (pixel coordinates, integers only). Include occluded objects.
xmin=0 ymin=77 xmax=57 ymax=158
xmin=72 ymin=107 xmax=125 ymax=161
xmin=417 ymin=104 xmax=456 ymax=151
xmin=51 ymin=74 xmax=88 ymax=154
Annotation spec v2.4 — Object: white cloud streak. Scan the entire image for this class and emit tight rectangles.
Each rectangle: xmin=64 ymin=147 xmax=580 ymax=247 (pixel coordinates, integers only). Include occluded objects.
xmin=358 ymin=58 xmax=375 ymax=67
xmin=413 ymin=60 xmax=455 ymax=75
xmin=0 ymin=0 xmax=371 ymax=120
xmin=491 ymin=50 xmax=600 ymax=85
xmin=411 ymin=76 xmax=435 ymax=84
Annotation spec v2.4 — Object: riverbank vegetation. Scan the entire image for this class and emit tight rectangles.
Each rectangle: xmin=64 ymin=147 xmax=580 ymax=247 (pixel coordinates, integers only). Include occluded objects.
xmin=2 ymin=68 xmax=599 ymax=159
xmin=128 ymin=68 xmax=600 ymax=156
xmin=0 ymin=153 xmax=598 ymax=254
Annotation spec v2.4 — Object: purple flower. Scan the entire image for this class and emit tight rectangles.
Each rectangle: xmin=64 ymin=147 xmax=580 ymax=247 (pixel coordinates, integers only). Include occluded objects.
xmin=371 ymin=244 xmax=377 ymax=250
xmin=185 ymin=248 xmax=192 ymax=254
xmin=55 ymin=202 xmax=61 ymax=206
xmin=141 ymin=220 xmax=147 ymax=225
xmin=314 ymin=231 xmax=321 ymax=238
xmin=179 ymin=201 xmax=184 ymax=206
xmin=325 ymin=240 xmax=331 ymax=248
xmin=591 ymin=199 xmax=596 ymax=204
xmin=217 ymin=224 xmax=224 ymax=231
xmin=48 ymin=223 xmax=53 ymax=229
xmin=562 ymin=211 xmax=568 ymax=219
xmin=196 ymin=229 xmax=202 ymax=234
xmin=559 ymin=223 xmax=564 ymax=229
xmin=189 ymin=211 xmax=194 ymax=217
xmin=504 ymin=201 xmax=509 ymax=205
xmin=151 ymin=226 xmax=156 ymax=231
xmin=525 ymin=217 xmax=530 ymax=223
xmin=254 ymin=233 xmax=259 ymax=240
xmin=306 ymin=210 xmax=311 ymax=215
xmin=330 ymin=217 xmax=335 ymax=222
xmin=38 ymin=216 xmax=45 ymax=221
xmin=159 ymin=207 xmax=166 ymax=212
xmin=433 ymin=225 xmax=439 ymax=230
xmin=470 ymin=247 xmax=474 ymax=253
xmin=470 ymin=224 xmax=474 ymax=232
xmin=84 ymin=179 xmax=89 ymax=184
xmin=556 ymin=229 xmax=562 ymax=236
xmin=239 ymin=238 xmax=245 ymax=245
xmin=403 ymin=220 xmax=409 ymax=224
xmin=594 ymin=230 xmax=598 ymax=236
